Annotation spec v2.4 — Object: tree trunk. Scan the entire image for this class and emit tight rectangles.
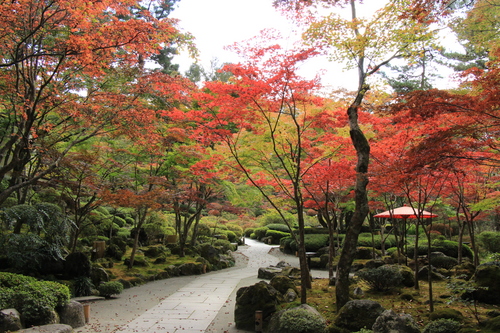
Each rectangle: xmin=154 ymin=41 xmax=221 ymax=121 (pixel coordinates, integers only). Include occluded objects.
xmin=336 ymin=91 xmax=371 ymax=310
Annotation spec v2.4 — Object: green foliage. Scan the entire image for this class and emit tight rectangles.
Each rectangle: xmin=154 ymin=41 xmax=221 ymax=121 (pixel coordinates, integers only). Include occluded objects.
xmin=407 ymin=239 xmax=473 ymax=259
xmin=213 ymin=239 xmax=236 ymax=252
xmin=478 ymin=231 xmax=500 ymax=253
xmin=278 ymin=308 xmax=327 ymax=333
xmin=265 ymin=229 xmax=291 ymax=244
xmin=244 ymin=228 xmax=255 ymax=237
xmin=290 ymin=234 xmax=329 ymax=252
xmin=267 ymin=223 xmax=292 ymax=232
xmin=253 ymin=227 xmax=269 ymax=239
xmin=357 ymin=235 xmax=397 ymax=249
xmin=73 ymin=276 xmax=94 ymax=297
xmin=423 ymin=319 xmax=461 ymax=333
xmin=0 ymin=203 xmax=71 ymax=273
xmin=65 ymin=252 xmax=91 ymax=278
xmin=98 ymin=281 xmax=124 ymax=298
xmin=356 ymin=265 xmax=403 ymax=291
xmin=430 ymin=255 xmax=458 ymax=269
xmin=226 ymin=224 xmax=243 ymax=237
xmin=259 ymin=211 xmax=296 ymax=227
xmin=0 ymin=272 xmax=70 ymax=326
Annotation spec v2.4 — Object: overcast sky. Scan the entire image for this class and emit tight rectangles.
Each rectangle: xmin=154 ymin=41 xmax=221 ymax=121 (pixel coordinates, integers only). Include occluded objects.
xmin=170 ymin=0 xmax=456 ymax=91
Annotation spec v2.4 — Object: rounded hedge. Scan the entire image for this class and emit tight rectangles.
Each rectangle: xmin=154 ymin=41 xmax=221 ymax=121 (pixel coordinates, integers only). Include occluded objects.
xmin=0 ymin=272 xmax=70 ymax=327
xmin=98 ymin=281 xmax=124 ymax=298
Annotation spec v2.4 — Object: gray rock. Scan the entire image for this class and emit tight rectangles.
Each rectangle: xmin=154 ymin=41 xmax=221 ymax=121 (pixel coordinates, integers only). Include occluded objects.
xmin=283 ymin=288 xmax=298 ymax=302
xmin=234 ymin=281 xmax=284 ymax=330
xmin=0 ymin=308 xmax=22 ymax=332
xmin=179 ymin=262 xmax=204 ymax=275
xmin=372 ymin=309 xmax=420 ymax=333
xmin=276 ymin=261 xmax=291 ymax=268
xmin=258 ymin=267 xmax=283 ymax=279
xmin=59 ymin=301 xmax=85 ymax=328
xmin=353 ymin=287 xmax=364 ymax=296
xmin=335 ymin=300 xmax=385 ymax=332
xmin=165 ymin=265 xmax=180 ymax=276
xmin=16 ymin=324 xmax=73 ymax=333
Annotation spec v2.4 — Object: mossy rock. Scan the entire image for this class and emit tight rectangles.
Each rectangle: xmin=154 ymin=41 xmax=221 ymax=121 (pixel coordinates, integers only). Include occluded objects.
xmin=429 ymin=308 xmax=464 ymax=322
xmin=473 ymin=264 xmax=500 ymax=305
xmin=270 ymin=275 xmax=298 ymax=295
xmin=234 ymin=281 xmax=284 ymax=330
xmin=484 ymin=316 xmax=500 ymax=331
xmin=334 ymin=299 xmax=385 ymax=332
xmin=396 ymin=264 xmax=415 ymax=288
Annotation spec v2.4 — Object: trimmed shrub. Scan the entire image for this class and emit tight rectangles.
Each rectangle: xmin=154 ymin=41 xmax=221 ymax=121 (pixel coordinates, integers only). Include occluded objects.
xmin=358 ymin=235 xmax=398 ymax=249
xmin=226 ymin=224 xmax=244 ymax=238
xmin=98 ymin=281 xmax=124 ymax=298
xmin=423 ymin=318 xmax=461 ymax=333
xmin=478 ymin=231 xmax=500 ymax=253
xmin=267 ymin=223 xmax=292 ymax=233
xmin=290 ymin=234 xmax=329 ymax=252
xmin=244 ymin=228 xmax=255 ymax=237
xmin=430 ymin=255 xmax=458 ymax=269
xmin=253 ymin=227 xmax=269 ymax=240
xmin=277 ymin=307 xmax=327 ymax=333
xmin=214 ymin=239 xmax=237 ymax=252
xmin=356 ymin=265 xmax=403 ymax=291
xmin=266 ymin=230 xmax=291 ymax=244
xmin=406 ymin=240 xmax=473 ymax=259
xmin=0 ymin=272 xmax=70 ymax=326
xmin=280 ymin=236 xmax=294 ymax=254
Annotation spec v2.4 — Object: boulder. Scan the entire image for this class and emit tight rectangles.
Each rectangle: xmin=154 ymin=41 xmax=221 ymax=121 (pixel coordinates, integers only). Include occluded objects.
xmin=90 ymin=266 xmax=109 ymax=286
xmin=0 ymin=309 xmax=22 ymax=333
xmin=16 ymin=324 xmax=73 ymax=333
xmin=267 ymin=304 xmax=327 ymax=333
xmin=417 ymin=265 xmax=446 ymax=281
xmin=283 ymin=288 xmax=298 ymax=302
xmin=59 ymin=301 xmax=85 ymax=328
xmin=365 ymin=260 xmax=386 ymax=269
xmin=165 ymin=265 xmax=180 ymax=277
xmin=334 ymin=300 xmax=385 ymax=332
xmin=234 ymin=281 xmax=284 ymax=330
xmin=198 ymin=244 xmax=220 ymax=265
xmin=396 ymin=265 xmax=415 ymax=288
xmin=270 ymin=275 xmax=297 ymax=295
xmin=372 ymin=309 xmax=420 ymax=333
xmin=258 ymin=267 xmax=283 ymax=280
xmin=276 ymin=261 xmax=291 ymax=268
xmin=281 ymin=266 xmax=302 ymax=279
xmin=179 ymin=262 xmax=204 ymax=275
xmin=473 ymin=264 xmax=500 ymax=305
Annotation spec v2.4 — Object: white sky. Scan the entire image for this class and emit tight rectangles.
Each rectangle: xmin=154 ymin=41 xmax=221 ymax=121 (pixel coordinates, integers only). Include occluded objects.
xmin=171 ymin=0 xmax=457 ymax=91
xmin=170 ymin=0 xmax=363 ymax=90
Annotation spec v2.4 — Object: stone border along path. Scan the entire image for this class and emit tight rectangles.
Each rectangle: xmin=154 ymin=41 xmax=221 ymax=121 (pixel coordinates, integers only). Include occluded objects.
xmin=76 ymin=238 xmax=329 ymax=333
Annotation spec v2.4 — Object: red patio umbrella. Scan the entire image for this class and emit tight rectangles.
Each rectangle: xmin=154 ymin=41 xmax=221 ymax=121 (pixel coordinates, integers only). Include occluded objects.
xmin=374 ymin=205 xmax=438 ymax=219
xmin=374 ymin=205 xmax=437 ymax=265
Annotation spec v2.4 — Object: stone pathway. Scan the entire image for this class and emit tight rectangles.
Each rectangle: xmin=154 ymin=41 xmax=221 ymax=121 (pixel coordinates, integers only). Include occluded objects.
xmin=116 ymin=239 xmax=279 ymax=333
xmin=77 ymin=239 xmax=328 ymax=333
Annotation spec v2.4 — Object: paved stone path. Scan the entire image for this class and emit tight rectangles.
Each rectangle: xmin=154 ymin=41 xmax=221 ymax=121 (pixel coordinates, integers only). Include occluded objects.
xmin=76 ymin=239 xmax=328 ymax=333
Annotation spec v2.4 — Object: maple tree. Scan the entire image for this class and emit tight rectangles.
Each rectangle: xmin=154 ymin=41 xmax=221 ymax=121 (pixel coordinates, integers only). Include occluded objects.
xmin=0 ymin=0 xmax=192 ymax=205
xmin=185 ymin=34 xmax=339 ymax=303
xmin=276 ymin=0 xmax=442 ymax=309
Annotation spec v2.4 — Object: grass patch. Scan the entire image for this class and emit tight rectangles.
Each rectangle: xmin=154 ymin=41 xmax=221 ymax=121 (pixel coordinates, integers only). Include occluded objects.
xmin=303 ymin=277 xmax=500 ymax=331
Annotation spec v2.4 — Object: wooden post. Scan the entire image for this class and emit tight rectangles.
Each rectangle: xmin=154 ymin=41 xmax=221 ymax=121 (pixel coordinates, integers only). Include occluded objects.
xmin=255 ymin=310 xmax=263 ymax=332
xmin=83 ymin=304 xmax=90 ymax=323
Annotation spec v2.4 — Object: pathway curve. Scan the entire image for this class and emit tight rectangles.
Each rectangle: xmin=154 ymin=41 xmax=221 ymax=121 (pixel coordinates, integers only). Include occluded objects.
xmin=76 ymin=239 xmax=327 ymax=333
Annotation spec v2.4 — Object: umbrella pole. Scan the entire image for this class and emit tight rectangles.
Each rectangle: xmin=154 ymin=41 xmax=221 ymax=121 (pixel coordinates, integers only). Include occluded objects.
xmin=404 ymin=217 xmax=408 ymax=266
